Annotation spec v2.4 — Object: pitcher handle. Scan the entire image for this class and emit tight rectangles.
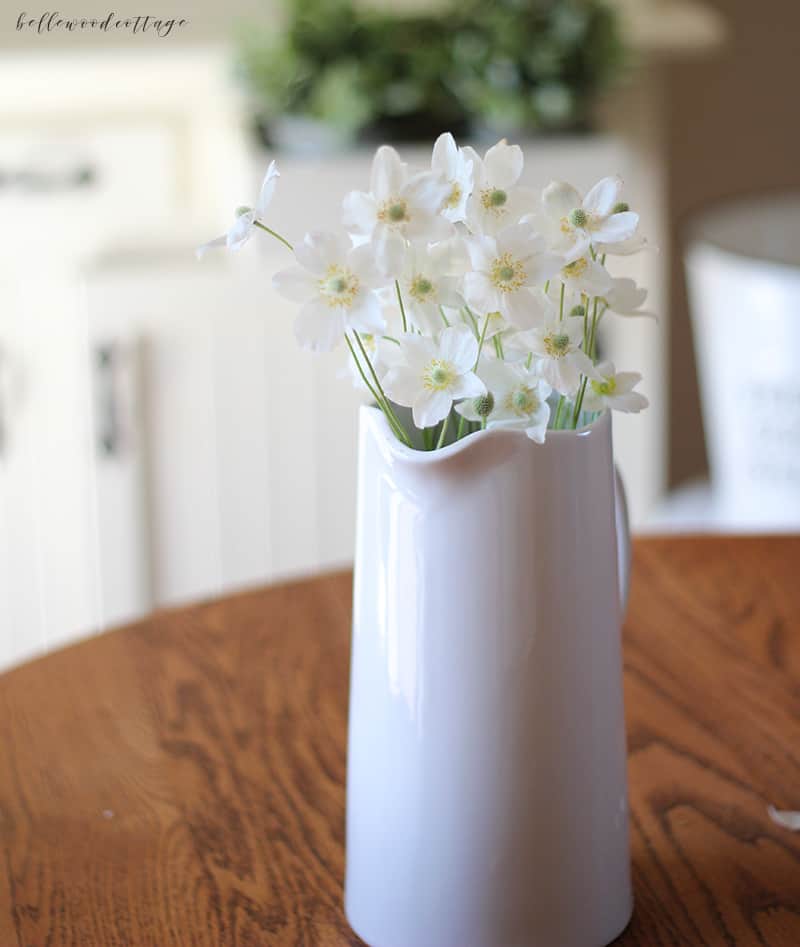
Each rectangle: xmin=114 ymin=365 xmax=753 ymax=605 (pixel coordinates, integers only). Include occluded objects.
xmin=614 ymin=466 xmax=632 ymax=615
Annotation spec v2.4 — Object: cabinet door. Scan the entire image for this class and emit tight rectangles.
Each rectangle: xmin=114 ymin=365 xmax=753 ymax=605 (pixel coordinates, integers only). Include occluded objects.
xmin=0 ymin=121 xmax=188 ymax=668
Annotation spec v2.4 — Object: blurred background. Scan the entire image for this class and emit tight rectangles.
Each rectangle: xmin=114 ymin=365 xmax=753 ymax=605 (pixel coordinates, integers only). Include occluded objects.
xmin=0 ymin=0 xmax=798 ymax=669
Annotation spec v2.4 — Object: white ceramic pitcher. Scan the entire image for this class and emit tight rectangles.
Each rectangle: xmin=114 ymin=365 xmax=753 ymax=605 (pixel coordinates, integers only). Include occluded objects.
xmin=345 ymin=405 xmax=632 ymax=947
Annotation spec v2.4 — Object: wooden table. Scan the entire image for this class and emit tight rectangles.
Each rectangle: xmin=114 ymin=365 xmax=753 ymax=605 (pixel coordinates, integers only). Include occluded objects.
xmin=1 ymin=537 xmax=799 ymax=946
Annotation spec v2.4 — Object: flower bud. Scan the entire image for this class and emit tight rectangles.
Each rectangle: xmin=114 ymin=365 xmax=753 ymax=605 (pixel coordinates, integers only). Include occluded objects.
xmin=472 ymin=392 xmax=495 ymax=417
xmin=612 ymin=201 xmax=630 ymax=214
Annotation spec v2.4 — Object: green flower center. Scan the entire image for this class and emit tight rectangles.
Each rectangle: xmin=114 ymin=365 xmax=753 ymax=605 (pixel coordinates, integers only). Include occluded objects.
xmin=424 ymin=359 xmax=457 ymax=391
xmin=490 ymin=253 xmax=527 ymax=293
xmin=544 ymin=331 xmax=571 ymax=357
xmin=378 ymin=198 xmax=410 ymax=226
xmin=503 ymin=385 xmax=538 ymax=417
xmin=569 ymin=208 xmax=588 ymax=228
xmin=481 ymin=187 xmax=509 ymax=213
xmin=612 ymin=201 xmax=630 ymax=214
xmin=320 ymin=264 xmax=359 ymax=307
xmin=591 ymin=377 xmax=617 ymax=397
xmin=410 ymin=275 xmax=434 ymax=301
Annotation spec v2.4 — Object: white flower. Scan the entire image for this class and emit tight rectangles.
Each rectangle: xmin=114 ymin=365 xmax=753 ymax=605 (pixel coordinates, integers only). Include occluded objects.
xmin=463 ymin=140 xmax=537 ymax=235
xmin=272 ymin=231 xmax=384 ymax=353
xmin=558 ymin=255 xmax=613 ymax=298
xmin=396 ymin=239 xmax=464 ymax=334
xmin=383 ymin=326 xmax=486 ymax=428
xmin=538 ymin=177 xmax=639 ymax=261
xmin=582 ymin=361 xmax=649 ymax=414
xmin=457 ymin=359 xmax=552 ymax=443
xmin=196 ymin=161 xmax=279 ymax=258
xmin=463 ymin=222 xmax=562 ymax=329
xmin=342 ymin=145 xmax=451 ymax=274
xmin=603 ymin=277 xmax=656 ymax=319
xmin=516 ymin=315 xmax=598 ymax=395
xmin=431 ymin=133 xmax=474 ymax=223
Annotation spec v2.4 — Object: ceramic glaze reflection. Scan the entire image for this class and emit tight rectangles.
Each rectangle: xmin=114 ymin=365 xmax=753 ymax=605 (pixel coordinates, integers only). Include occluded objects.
xmin=346 ymin=406 xmax=632 ymax=947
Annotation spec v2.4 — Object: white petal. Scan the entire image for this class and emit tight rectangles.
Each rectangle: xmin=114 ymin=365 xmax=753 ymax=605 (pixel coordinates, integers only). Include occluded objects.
xmin=463 ymin=272 xmax=501 ymax=318
xmin=450 ymin=371 xmax=486 ymax=400
xmin=399 ymin=332 xmax=436 ymax=369
xmin=405 ymin=171 xmax=450 ymax=214
xmin=226 ymin=213 xmax=256 ymax=250
xmin=372 ymin=229 xmax=407 ymax=278
xmin=343 ymin=191 xmax=377 ymax=236
xmin=256 ymin=160 xmax=279 ymax=217
xmin=371 ymin=145 xmax=407 ymax=199
xmin=502 ymin=288 xmax=545 ymax=330
xmin=483 ymin=140 xmax=523 ymax=188
xmin=348 ymin=243 xmax=383 ymax=287
xmin=294 ymin=301 xmax=346 ymax=353
xmin=583 ymin=176 xmax=622 ymax=216
xmin=195 ymin=234 xmax=227 ymax=259
xmin=432 ymin=132 xmax=457 ymax=175
xmin=272 ymin=265 xmax=317 ymax=302
xmin=347 ymin=292 xmax=386 ymax=335
xmin=439 ymin=325 xmax=479 ymax=371
xmin=590 ymin=211 xmax=639 ymax=244
xmin=383 ymin=365 xmax=422 ymax=407
xmin=542 ymin=181 xmax=582 ymax=218
xmin=526 ymin=252 xmax=566 ymax=285
xmin=496 ymin=221 xmax=544 ymax=260
xmin=296 ymin=231 xmax=348 ymax=273
xmin=413 ymin=389 xmax=452 ymax=428
xmin=524 ymin=403 xmax=551 ymax=443
xmin=598 ymin=234 xmax=652 ymax=256
xmin=465 ymin=235 xmax=497 ymax=270
xmin=614 ymin=370 xmax=643 ymax=393
xmin=609 ymin=391 xmax=649 ymax=413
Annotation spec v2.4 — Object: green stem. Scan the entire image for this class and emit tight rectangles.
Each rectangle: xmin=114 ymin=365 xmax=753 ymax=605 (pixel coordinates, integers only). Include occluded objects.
xmin=572 ymin=377 xmax=588 ymax=428
xmin=436 ymin=413 xmax=450 ymax=449
xmin=253 ymin=220 xmax=294 ymax=252
xmin=463 ymin=306 xmax=480 ymax=338
xmin=559 ymin=281 xmax=565 ymax=321
xmin=395 ymin=280 xmax=408 ymax=333
xmin=572 ymin=297 xmax=601 ymax=425
xmin=350 ymin=332 xmax=412 ymax=447
xmin=439 ymin=306 xmax=451 ymax=327
xmin=456 ymin=414 xmax=466 ymax=440
xmin=474 ymin=313 xmax=491 ymax=370
xmin=553 ymin=395 xmax=566 ymax=430
xmin=493 ymin=335 xmax=505 ymax=359
xmin=582 ymin=292 xmax=590 ymax=351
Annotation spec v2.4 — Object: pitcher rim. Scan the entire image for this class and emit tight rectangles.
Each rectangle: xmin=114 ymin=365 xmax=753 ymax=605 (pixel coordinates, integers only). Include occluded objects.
xmin=360 ymin=404 xmax=610 ymax=465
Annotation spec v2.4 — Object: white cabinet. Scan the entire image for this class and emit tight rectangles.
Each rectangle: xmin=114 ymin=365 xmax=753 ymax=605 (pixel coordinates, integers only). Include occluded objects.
xmin=0 ymin=48 xmax=250 ymax=668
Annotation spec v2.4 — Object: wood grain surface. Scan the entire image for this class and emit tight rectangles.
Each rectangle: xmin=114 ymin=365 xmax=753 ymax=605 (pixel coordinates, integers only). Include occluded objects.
xmin=1 ymin=537 xmax=799 ymax=946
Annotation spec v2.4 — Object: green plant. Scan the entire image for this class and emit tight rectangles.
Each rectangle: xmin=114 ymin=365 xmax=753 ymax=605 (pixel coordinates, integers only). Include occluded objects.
xmin=235 ymin=0 xmax=625 ymax=145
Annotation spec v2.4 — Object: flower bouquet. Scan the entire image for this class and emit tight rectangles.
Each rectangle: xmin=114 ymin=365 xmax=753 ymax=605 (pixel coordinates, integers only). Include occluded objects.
xmin=199 ymin=134 xmax=651 ymax=448
xmin=200 ymin=135 xmax=651 ymax=947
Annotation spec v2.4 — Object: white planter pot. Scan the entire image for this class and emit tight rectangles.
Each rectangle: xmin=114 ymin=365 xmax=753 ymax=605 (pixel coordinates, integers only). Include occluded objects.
xmin=346 ymin=406 xmax=632 ymax=947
